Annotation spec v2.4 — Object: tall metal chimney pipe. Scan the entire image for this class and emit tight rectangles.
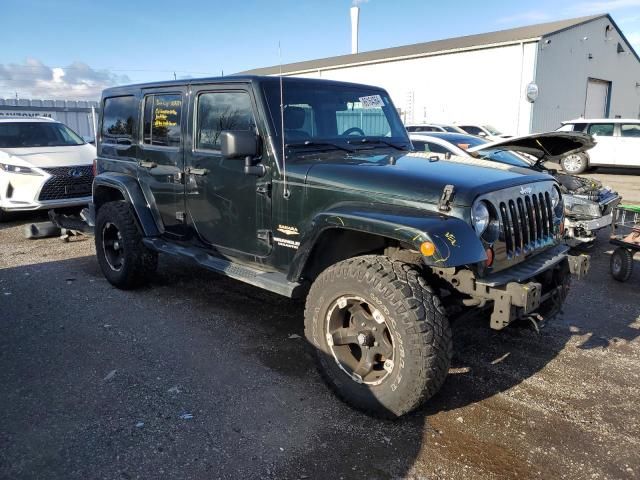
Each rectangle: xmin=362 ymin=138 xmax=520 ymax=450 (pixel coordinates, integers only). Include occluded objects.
xmin=350 ymin=6 xmax=359 ymax=54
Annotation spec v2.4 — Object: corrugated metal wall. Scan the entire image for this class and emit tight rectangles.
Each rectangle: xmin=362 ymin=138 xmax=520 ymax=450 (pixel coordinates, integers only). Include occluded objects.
xmin=337 ymin=111 xmax=389 ymax=136
xmin=0 ymin=98 xmax=100 ymax=139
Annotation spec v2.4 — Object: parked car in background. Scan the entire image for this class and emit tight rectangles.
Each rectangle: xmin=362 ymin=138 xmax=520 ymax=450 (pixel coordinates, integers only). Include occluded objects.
xmin=410 ymin=132 xmax=621 ymax=247
xmin=456 ymin=123 xmax=512 ymax=141
xmin=556 ymin=118 xmax=640 ymax=173
xmin=405 ymin=123 xmax=466 ymax=134
xmin=0 ymin=117 xmax=95 ymax=221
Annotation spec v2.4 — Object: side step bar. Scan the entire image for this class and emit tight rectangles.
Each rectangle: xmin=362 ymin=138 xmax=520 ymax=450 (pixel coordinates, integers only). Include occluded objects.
xmin=143 ymin=238 xmax=303 ymax=298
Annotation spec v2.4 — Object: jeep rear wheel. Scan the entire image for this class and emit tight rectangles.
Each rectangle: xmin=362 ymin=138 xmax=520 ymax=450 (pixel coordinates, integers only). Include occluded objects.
xmin=95 ymin=201 xmax=157 ymax=289
xmin=305 ymin=255 xmax=452 ymax=418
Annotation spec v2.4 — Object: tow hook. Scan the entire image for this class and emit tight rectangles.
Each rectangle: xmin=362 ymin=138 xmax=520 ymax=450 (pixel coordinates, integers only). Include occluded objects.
xmin=568 ymin=254 xmax=590 ymax=279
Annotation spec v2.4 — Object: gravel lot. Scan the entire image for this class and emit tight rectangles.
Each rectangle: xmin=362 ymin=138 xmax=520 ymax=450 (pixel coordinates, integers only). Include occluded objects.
xmin=1 ymin=172 xmax=639 ymax=479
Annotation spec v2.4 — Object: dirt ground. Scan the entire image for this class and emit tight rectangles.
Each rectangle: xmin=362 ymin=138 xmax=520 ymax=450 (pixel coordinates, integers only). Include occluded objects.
xmin=0 ymin=172 xmax=639 ymax=479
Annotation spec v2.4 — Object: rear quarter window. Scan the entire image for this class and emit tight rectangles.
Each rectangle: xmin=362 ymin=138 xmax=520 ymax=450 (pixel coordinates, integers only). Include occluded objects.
xmin=101 ymin=95 xmax=137 ymax=144
xmin=621 ymin=124 xmax=640 ymax=138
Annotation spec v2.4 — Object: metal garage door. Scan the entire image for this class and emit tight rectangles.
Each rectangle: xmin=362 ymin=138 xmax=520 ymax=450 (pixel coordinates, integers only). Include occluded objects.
xmin=584 ymin=79 xmax=611 ymax=118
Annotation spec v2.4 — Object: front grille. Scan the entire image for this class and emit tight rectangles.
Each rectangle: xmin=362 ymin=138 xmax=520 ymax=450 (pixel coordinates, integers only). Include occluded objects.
xmin=476 ymin=181 xmax=560 ymax=272
xmin=38 ymin=166 xmax=94 ymax=201
xmin=497 ymin=192 xmax=554 ymax=258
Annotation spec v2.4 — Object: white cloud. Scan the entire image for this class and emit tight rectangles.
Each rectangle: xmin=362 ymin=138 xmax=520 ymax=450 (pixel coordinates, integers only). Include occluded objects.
xmin=0 ymin=58 xmax=130 ymax=100
xmin=566 ymin=0 xmax=640 ymax=14
xmin=497 ymin=10 xmax=552 ymax=24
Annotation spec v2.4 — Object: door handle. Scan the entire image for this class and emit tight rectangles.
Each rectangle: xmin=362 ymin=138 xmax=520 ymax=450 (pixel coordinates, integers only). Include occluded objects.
xmin=187 ymin=167 xmax=209 ymax=176
xmin=138 ymin=160 xmax=157 ymax=169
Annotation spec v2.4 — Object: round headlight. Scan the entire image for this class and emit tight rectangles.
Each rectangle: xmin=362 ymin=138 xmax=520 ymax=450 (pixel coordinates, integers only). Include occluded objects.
xmin=551 ymin=186 xmax=564 ymax=218
xmin=471 ymin=201 xmax=490 ymax=236
xmin=550 ymin=187 xmax=561 ymax=209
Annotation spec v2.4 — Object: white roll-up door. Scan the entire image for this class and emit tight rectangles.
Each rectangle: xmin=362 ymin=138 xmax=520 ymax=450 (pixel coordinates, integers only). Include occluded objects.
xmin=584 ymin=79 xmax=610 ymax=118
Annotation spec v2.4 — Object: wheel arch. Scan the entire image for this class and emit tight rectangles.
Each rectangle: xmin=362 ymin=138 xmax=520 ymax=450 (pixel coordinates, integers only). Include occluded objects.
xmin=93 ymin=173 xmax=160 ymax=237
xmin=288 ymin=205 xmax=487 ymax=283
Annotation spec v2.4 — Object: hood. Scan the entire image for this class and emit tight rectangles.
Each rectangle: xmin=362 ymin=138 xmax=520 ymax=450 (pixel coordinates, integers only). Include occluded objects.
xmin=0 ymin=143 xmax=96 ymax=168
xmin=467 ymin=132 xmax=594 ymax=168
xmin=291 ymin=149 xmax=554 ymax=207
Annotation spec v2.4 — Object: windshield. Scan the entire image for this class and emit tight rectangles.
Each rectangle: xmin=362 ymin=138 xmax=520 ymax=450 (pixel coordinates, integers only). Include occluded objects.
xmin=262 ymin=81 xmax=409 ymax=154
xmin=474 ymin=148 xmax=531 ymax=168
xmin=483 ymin=125 xmax=502 ymax=135
xmin=0 ymin=122 xmax=85 ymax=148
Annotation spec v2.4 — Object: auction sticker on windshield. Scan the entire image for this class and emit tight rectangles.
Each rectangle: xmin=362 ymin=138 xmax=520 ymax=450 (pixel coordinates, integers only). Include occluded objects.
xmin=359 ymin=95 xmax=385 ymax=109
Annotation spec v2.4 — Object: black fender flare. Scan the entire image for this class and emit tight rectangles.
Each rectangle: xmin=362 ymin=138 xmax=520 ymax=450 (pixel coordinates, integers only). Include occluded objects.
xmin=93 ymin=173 xmax=161 ymax=237
xmin=288 ymin=203 xmax=487 ymax=281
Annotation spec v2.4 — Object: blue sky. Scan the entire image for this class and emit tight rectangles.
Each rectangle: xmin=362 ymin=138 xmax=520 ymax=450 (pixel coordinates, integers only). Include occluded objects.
xmin=1 ymin=0 xmax=639 ymax=99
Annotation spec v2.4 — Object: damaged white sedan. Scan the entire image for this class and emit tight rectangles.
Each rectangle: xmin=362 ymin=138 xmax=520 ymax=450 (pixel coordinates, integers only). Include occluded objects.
xmin=409 ymin=131 xmax=621 ymax=247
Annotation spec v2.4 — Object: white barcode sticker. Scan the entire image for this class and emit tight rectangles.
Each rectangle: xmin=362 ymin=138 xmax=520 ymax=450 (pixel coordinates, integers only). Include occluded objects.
xmin=358 ymin=95 xmax=385 ymax=109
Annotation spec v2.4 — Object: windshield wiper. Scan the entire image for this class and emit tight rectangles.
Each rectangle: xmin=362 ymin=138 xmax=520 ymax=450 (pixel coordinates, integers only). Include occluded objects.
xmin=346 ymin=138 xmax=408 ymax=151
xmin=286 ymin=140 xmax=354 ymax=153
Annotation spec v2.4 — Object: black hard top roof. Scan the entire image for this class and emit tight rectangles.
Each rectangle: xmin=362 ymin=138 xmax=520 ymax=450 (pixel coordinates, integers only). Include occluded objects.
xmin=101 ymin=75 xmax=386 ymax=98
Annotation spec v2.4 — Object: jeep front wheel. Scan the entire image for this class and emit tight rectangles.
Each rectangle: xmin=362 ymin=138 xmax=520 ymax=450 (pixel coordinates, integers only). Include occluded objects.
xmin=95 ymin=201 xmax=158 ymax=289
xmin=305 ymin=255 xmax=452 ymax=418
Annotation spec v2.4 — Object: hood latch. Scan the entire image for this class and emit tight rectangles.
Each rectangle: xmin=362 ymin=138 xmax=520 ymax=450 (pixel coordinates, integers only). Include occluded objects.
xmin=438 ymin=184 xmax=455 ymax=212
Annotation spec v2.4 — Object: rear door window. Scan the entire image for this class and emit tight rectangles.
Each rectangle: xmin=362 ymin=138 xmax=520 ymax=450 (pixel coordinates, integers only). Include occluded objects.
xmin=587 ymin=123 xmax=614 ymax=137
xmin=621 ymin=124 xmax=640 ymax=138
xmin=142 ymin=94 xmax=182 ymax=147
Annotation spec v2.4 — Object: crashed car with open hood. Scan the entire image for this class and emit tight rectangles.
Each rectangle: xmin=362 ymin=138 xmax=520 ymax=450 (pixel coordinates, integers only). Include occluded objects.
xmin=410 ymin=131 xmax=621 ymax=247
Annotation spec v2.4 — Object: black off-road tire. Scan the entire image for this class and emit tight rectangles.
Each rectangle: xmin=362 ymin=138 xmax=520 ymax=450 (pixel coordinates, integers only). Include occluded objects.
xmin=305 ymin=255 xmax=453 ymax=419
xmin=95 ymin=201 xmax=158 ymax=289
xmin=561 ymin=152 xmax=588 ymax=174
xmin=611 ymin=247 xmax=633 ymax=282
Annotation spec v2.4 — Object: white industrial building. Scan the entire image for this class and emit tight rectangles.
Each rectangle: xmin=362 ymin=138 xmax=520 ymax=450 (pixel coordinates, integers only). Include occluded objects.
xmin=0 ymin=98 xmax=99 ymax=139
xmin=246 ymin=14 xmax=640 ymax=135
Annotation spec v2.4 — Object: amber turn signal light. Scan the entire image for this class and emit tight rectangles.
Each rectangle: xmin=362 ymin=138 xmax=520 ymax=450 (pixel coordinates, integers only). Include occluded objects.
xmin=485 ymin=248 xmax=494 ymax=267
xmin=420 ymin=241 xmax=436 ymax=257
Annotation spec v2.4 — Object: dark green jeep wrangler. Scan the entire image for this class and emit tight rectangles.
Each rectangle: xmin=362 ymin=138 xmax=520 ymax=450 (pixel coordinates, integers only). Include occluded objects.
xmin=92 ymin=76 xmax=588 ymax=418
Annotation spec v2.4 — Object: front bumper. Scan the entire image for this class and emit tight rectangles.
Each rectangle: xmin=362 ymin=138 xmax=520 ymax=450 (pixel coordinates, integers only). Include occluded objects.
xmin=434 ymin=245 xmax=590 ymax=330
xmin=0 ymin=167 xmax=92 ymax=212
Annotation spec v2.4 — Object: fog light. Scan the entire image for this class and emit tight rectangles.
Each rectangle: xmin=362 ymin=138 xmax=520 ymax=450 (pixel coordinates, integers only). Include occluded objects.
xmin=420 ymin=241 xmax=436 ymax=257
xmin=485 ymin=248 xmax=494 ymax=267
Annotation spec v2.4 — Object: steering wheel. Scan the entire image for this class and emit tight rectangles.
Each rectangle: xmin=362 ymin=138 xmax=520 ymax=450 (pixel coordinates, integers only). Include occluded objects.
xmin=341 ymin=127 xmax=366 ymax=136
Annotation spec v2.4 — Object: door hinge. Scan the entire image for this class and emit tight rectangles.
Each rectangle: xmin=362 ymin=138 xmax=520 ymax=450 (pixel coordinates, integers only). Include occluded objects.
xmin=256 ymin=183 xmax=271 ymax=197
xmin=257 ymin=229 xmax=272 ymax=245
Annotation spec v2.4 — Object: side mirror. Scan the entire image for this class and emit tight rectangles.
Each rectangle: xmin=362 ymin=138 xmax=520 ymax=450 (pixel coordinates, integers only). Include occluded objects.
xmin=477 ymin=131 xmax=487 ymax=137
xmin=220 ymin=130 xmax=258 ymax=158
xmin=220 ymin=130 xmax=265 ymax=176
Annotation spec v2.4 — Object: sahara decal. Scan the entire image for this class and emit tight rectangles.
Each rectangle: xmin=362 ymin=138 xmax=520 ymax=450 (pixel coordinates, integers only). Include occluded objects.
xmin=277 ymin=225 xmax=300 ymax=236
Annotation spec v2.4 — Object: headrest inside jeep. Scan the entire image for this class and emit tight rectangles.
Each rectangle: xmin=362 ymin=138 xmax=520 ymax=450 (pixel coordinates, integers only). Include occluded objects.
xmin=284 ymin=107 xmax=306 ymax=130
